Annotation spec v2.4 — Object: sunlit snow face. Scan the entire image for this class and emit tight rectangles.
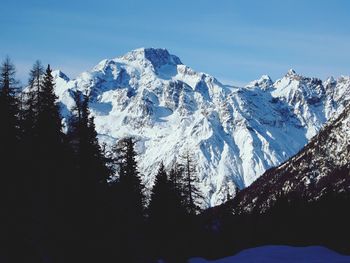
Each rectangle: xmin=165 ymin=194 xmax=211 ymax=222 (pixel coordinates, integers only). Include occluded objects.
xmin=51 ymin=48 xmax=350 ymax=207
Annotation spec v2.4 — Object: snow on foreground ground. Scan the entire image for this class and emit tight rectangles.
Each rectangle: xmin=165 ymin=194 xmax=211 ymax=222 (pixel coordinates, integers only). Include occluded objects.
xmin=189 ymin=246 xmax=350 ymax=263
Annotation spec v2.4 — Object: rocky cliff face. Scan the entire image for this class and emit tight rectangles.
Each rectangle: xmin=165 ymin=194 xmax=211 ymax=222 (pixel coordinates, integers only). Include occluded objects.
xmin=233 ymin=104 xmax=350 ymax=214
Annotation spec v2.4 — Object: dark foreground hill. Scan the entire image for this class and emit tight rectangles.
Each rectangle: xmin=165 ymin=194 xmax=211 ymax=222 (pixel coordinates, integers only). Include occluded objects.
xmin=197 ymin=105 xmax=350 ymax=260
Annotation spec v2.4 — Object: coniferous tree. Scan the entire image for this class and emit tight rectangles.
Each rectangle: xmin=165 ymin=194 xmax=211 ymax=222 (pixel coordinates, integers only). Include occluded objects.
xmin=0 ymin=57 xmax=22 ymax=260
xmin=20 ymin=61 xmax=45 ymax=159
xmin=169 ymin=161 xmax=183 ymax=193
xmin=0 ymin=57 xmax=19 ymax=140
xmin=114 ymin=137 xmax=145 ymax=221
xmin=179 ymin=150 xmax=203 ymax=215
xmin=66 ymin=91 xmax=111 ymax=261
xmin=29 ymin=60 xmax=45 ymax=103
xmin=37 ymin=65 xmax=62 ymax=137
xmin=167 ymin=154 xmax=204 ymax=258
xmin=68 ymin=91 xmax=110 ymax=187
xmin=20 ymin=60 xmax=44 ymax=161
xmin=21 ymin=63 xmax=70 ymax=262
xmin=112 ymin=137 xmax=145 ymax=260
xmin=36 ymin=65 xmax=75 ymax=261
xmin=148 ymin=163 xmax=173 ymax=225
xmin=35 ymin=64 xmax=66 ymax=193
xmin=22 ymin=60 xmax=44 ymax=134
xmin=148 ymin=163 xmax=170 ymax=214
xmin=148 ymin=162 xmax=187 ymax=259
xmin=0 ymin=57 xmax=20 ymax=179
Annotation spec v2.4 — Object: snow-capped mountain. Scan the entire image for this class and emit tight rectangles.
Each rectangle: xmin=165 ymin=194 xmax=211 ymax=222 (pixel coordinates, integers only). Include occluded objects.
xmin=52 ymin=48 xmax=350 ymax=207
xmin=233 ymin=103 xmax=350 ymax=214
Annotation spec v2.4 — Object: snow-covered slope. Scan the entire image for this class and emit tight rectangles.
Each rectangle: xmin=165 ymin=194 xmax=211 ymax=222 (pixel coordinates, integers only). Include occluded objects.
xmin=233 ymin=103 xmax=350 ymax=214
xmin=52 ymin=48 xmax=350 ymax=207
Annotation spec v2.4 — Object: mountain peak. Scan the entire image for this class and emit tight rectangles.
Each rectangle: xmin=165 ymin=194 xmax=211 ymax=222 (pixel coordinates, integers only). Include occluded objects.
xmin=51 ymin=48 xmax=350 ymax=208
xmin=324 ymin=76 xmax=336 ymax=86
xmin=52 ymin=70 xmax=70 ymax=82
xmin=286 ymin=68 xmax=297 ymax=76
xmin=121 ymin=47 xmax=182 ymax=68
xmin=246 ymin=74 xmax=273 ymax=90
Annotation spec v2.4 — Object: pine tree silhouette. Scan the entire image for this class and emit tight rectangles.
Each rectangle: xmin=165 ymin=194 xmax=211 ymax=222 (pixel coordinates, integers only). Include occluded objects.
xmin=20 ymin=60 xmax=45 ymax=157
xmin=0 ymin=56 xmax=20 ymax=179
xmin=169 ymin=161 xmax=183 ymax=193
xmin=36 ymin=64 xmax=75 ymax=261
xmin=66 ymin=90 xmax=111 ymax=261
xmin=29 ymin=60 xmax=44 ymax=104
xmin=114 ymin=137 xmax=145 ymax=219
xmin=148 ymin=162 xmax=187 ymax=260
xmin=112 ymin=137 xmax=145 ymax=261
xmin=22 ymin=60 xmax=44 ymax=133
xmin=0 ymin=57 xmax=24 ymax=261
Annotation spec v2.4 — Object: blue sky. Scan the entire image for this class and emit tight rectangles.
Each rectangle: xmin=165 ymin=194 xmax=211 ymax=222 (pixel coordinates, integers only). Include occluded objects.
xmin=1 ymin=0 xmax=350 ymax=86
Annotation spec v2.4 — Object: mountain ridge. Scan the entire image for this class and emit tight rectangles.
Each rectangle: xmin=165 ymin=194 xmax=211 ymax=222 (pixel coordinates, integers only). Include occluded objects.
xmin=50 ymin=47 xmax=350 ymax=207
xmin=232 ymin=103 xmax=350 ymax=214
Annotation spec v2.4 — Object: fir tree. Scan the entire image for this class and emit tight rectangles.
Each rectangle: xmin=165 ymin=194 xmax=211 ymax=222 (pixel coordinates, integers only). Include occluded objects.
xmin=148 ymin=162 xmax=171 ymax=222
xmin=66 ymin=91 xmax=111 ymax=257
xmin=24 ymin=63 xmax=71 ymax=261
xmin=68 ymin=91 xmax=110 ymax=185
xmin=0 ymin=57 xmax=20 ymax=167
xmin=112 ymin=137 xmax=145 ymax=261
xmin=0 ymin=57 xmax=21 ymax=253
xmin=66 ymin=91 xmax=111 ymax=242
xmin=148 ymin=162 xmax=187 ymax=259
xmin=114 ymin=137 xmax=145 ymax=220
xmin=35 ymin=64 xmax=66 ymax=186
xmin=0 ymin=57 xmax=19 ymax=141
xmin=37 ymin=64 xmax=62 ymax=140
